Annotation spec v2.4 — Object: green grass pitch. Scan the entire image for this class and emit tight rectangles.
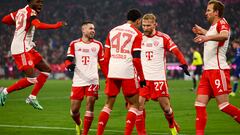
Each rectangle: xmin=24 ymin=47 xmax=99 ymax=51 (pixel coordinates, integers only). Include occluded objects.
xmin=0 ymin=79 xmax=239 ymax=135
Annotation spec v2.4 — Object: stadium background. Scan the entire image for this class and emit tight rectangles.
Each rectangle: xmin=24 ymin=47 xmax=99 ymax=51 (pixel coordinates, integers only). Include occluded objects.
xmin=0 ymin=0 xmax=240 ymax=135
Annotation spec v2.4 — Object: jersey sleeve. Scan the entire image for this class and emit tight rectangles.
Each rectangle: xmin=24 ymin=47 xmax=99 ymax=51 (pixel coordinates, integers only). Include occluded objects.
xmin=2 ymin=11 xmax=17 ymax=25
xmin=105 ymin=33 xmax=111 ymax=49
xmin=163 ymin=34 xmax=177 ymax=51
xmin=98 ymin=42 xmax=104 ymax=62
xmin=132 ymin=32 xmax=142 ymax=52
xmin=67 ymin=41 xmax=75 ymax=57
xmin=216 ymin=19 xmax=230 ymax=33
xmin=10 ymin=11 xmax=18 ymax=21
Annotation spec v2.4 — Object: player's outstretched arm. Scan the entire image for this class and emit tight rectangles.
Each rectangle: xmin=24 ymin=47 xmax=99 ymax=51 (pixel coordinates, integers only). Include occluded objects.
xmin=192 ymin=24 xmax=207 ymax=35
xmin=1 ymin=14 xmax=15 ymax=25
xmin=31 ymin=18 xmax=66 ymax=30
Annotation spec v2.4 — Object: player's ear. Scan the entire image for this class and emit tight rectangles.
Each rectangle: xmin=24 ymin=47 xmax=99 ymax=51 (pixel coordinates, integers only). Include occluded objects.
xmin=136 ymin=18 xmax=142 ymax=26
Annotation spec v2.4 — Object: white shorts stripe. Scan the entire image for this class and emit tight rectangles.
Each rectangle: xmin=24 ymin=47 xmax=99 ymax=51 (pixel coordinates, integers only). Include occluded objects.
xmin=220 ymin=70 xmax=227 ymax=91
xmin=21 ymin=53 xmax=27 ymax=66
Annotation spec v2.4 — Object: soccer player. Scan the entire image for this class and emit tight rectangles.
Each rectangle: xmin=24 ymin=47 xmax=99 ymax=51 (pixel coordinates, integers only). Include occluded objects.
xmin=65 ymin=21 xmax=107 ymax=135
xmin=0 ymin=0 xmax=65 ymax=110
xmin=190 ymin=46 xmax=203 ymax=91
xmin=229 ymin=39 xmax=240 ymax=97
xmin=192 ymin=0 xmax=240 ymax=134
xmin=139 ymin=13 xmax=190 ymax=135
xmin=96 ymin=9 xmax=146 ymax=135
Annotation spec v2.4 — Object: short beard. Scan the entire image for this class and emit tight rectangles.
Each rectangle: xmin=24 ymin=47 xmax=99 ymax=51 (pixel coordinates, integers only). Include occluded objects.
xmin=144 ymin=31 xmax=152 ymax=36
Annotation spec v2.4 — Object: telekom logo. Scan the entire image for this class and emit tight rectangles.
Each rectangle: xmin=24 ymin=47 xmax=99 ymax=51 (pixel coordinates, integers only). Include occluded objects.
xmin=145 ymin=51 xmax=153 ymax=60
xmin=82 ymin=56 xmax=90 ymax=65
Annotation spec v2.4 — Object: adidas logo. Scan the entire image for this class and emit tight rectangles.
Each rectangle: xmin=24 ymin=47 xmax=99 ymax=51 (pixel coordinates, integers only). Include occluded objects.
xmin=126 ymin=120 xmax=131 ymax=124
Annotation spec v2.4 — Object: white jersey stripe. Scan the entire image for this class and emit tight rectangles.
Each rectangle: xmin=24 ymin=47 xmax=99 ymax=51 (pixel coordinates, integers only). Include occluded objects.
xmin=169 ymin=46 xmax=177 ymax=51
xmin=10 ymin=13 xmax=15 ymax=21
xmin=105 ymin=45 xmax=110 ymax=48
xmin=133 ymin=48 xmax=141 ymax=51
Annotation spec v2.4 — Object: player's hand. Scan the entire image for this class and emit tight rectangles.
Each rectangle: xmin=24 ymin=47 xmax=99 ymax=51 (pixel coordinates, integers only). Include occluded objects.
xmin=179 ymin=64 xmax=190 ymax=76
xmin=61 ymin=21 xmax=68 ymax=26
xmin=139 ymin=80 xmax=146 ymax=88
xmin=193 ymin=35 xmax=208 ymax=44
xmin=56 ymin=21 xmax=67 ymax=27
xmin=192 ymin=24 xmax=205 ymax=35
xmin=66 ymin=63 xmax=76 ymax=72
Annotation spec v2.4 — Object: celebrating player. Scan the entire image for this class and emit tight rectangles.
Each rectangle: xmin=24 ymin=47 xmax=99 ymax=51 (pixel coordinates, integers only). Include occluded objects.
xmin=96 ymin=9 xmax=146 ymax=135
xmin=65 ymin=21 xmax=107 ymax=135
xmin=192 ymin=0 xmax=240 ymax=134
xmin=190 ymin=46 xmax=203 ymax=91
xmin=229 ymin=39 xmax=240 ymax=96
xmin=0 ymin=0 xmax=65 ymax=110
xmin=138 ymin=13 xmax=190 ymax=135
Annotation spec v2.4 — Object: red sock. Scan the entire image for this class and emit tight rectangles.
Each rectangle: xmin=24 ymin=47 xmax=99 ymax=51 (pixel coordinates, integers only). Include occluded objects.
xmin=83 ymin=111 xmax=94 ymax=135
xmin=135 ymin=110 xmax=147 ymax=135
xmin=125 ymin=108 xmax=137 ymax=135
xmin=220 ymin=103 xmax=240 ymax=123
xmin=97 ymin=107 xmax=111 ymax=135
xmin=31 ymin=72 xmax=49 ymax=96
xmin=71 ymin=112 xmax=81 ymax=125
xmin=195 ymin=106 xmax=207 ymax=135
xmin=7 ymin=78 xmax=34 ymax=93
xmin=164 ymin=110 xmax=174 ymax=128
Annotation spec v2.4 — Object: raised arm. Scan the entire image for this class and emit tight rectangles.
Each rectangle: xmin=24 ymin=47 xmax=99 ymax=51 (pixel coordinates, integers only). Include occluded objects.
xmin=31 ymin=18 xmax=65 ymax=30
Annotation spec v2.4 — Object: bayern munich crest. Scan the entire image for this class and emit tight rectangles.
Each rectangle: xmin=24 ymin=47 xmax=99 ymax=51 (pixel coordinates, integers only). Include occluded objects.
xmin=91 ymin=47 xmax=96 ymax=52
xmin=153 ymin=41 xmax=159 ymax=46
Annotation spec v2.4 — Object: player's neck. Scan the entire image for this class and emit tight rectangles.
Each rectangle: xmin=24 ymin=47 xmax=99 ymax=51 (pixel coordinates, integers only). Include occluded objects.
xmin=82 ymin=37 xmax=92 ymax=43
xmin=150 ymin=30 xmax=156 ymax=36
xmin=127 ymin=20 xmax=137 ymax=27
xmin=212 ymin=17 xmax=221 ymax=25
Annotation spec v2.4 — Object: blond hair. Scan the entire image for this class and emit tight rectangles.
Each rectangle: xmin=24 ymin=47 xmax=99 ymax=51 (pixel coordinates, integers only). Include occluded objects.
xmin=142 ymin=13 xmax=157 ymax=22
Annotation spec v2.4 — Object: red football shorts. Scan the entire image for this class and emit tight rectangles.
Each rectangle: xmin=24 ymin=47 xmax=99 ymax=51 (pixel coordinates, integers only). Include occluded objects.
xmin=70 ymin=84 xmax=99 ymax=100
xmin=12 ymin=49 xmax=43 ymax=71
xmin=197 ymin=69 xmax=231 ymax=97
xmin=105 ymin=78 xmax=138 ymax=97
xmin=139 ymin=80 xmax=169 ymax=101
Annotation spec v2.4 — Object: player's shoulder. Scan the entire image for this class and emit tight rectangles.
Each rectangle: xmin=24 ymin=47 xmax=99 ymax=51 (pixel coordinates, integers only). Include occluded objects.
xmin=69 ymin=38 xmax=81 ymax=46
xmin=92 ymin=39 xmax=103 ymax=46
xmin=219 ymin=18 xmax=229 ymax=25
xmin=155 ymin=31 xmax=171 ymax=40
xmin=129 ymin=24 xmax=142 ymax=35
xmin=217 ymin=18 xmax=229 ymax=28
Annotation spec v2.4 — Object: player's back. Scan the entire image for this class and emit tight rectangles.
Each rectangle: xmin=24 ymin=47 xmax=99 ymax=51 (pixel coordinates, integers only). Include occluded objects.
xmin=11 ymin=5 xmax=36 ymax=55
xmin=106 ymin=23 xmax=141 ymax=79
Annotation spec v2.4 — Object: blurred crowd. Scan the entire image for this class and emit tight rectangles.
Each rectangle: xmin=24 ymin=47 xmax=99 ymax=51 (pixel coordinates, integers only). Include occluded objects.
xmin=0 ymin=0 xmax=239 ymax=79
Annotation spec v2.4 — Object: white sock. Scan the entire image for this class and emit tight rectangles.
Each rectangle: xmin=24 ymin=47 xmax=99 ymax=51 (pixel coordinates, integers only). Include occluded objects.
xmin=3 ymin=88 xmax=8 ymax=95
xmin=29 ymin=95 xmax=36 ymax=99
